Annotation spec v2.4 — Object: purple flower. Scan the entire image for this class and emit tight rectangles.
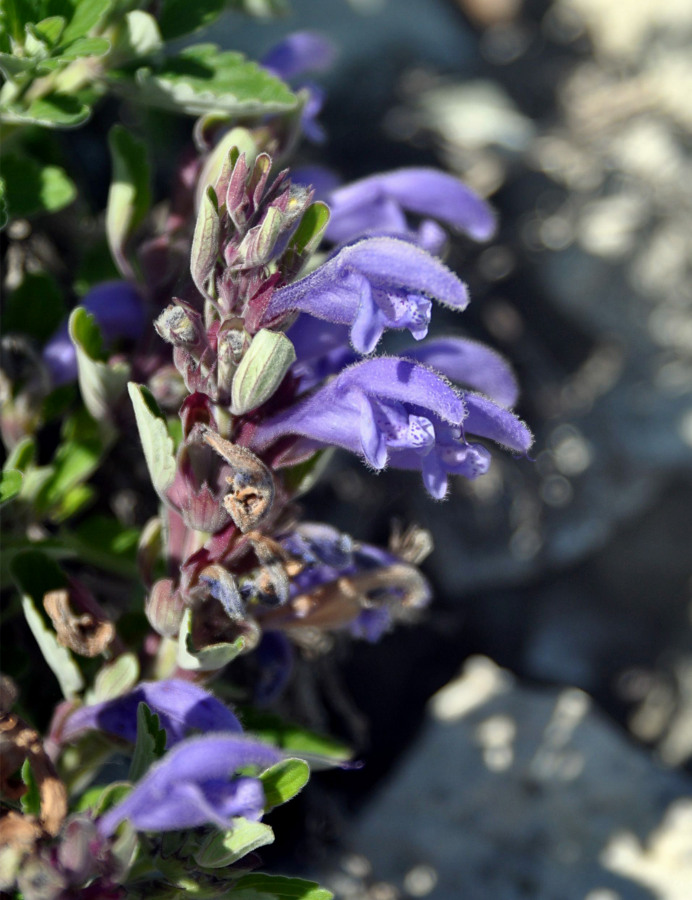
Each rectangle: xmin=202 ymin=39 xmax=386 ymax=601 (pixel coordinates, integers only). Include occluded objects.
xmin=98 ymin=735 xmax=281 ymax=835
xmin=59 ymin=680 xmax=242 ymax=748
xmin=294 ymin=167 xmax=496 ymax=252
xmin=260 ymin=31 xmax=336 ymax=80
xmin=252 ymin=357 xmax=531 ymax=498
xmin=43 ymin=281 xmax=146 ymax=386
xmin=262 ymin=236 xmax=468 ymax=353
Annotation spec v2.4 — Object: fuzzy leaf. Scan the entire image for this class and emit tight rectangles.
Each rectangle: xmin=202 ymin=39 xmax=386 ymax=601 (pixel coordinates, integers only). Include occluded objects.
xmin=127 ymin=382 xmax=177 ymax=499
xmin=129 ymin=702 xmax=167 ymax=782
xmin=194 ymin=817 xmax=274 ymax=869
xmin=59 ymin=35 xmax=110 ymax=60
xmin=4 ymin=93 xmax=90 ymax=127
xmin=231 ymin=874 xmax=333 ymax=900
xmin=69 ymin=307 xmax=130 ymax=424
xmin=61 ymin=0 xmax=112 ymax=43
xmin=0 ymin=154 xmax=76 ymax=218
xmin=260 ymin=758 xmax=310 ymax=811
xmin=106 ymin=125 xmax=150 ymax=278
xmin=118 ymin=44 xmax=297 ymax=117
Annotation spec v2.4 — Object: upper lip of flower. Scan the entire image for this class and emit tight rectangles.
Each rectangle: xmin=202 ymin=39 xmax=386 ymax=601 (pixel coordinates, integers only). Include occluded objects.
xmin=259 ymin=235 xmax=469 ymax=354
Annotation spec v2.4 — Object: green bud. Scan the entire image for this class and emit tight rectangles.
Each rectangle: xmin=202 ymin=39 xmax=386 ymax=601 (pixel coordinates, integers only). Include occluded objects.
xmin=230 ymin=329 xmax=296 ymax=416
xmin=190 ymin=186 xmax=219 ymax=299
xmin=236 ymin=206 xmax=283 ymax=268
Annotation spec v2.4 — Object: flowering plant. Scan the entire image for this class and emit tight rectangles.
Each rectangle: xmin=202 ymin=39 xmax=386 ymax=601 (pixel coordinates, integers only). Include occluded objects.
xmin=0 ymin=2 xmax=531 ymax=897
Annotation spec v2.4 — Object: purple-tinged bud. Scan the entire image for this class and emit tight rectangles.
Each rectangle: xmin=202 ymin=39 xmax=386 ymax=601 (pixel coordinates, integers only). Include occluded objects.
xmin=146 ymin=578 xmax=187 ymax=637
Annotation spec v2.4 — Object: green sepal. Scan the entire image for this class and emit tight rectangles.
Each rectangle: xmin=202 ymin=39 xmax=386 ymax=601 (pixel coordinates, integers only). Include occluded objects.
xmin=20 ymin=759 xmax=41 ymax=817
xmin=176 ymin=607 xmax=253 ymax=672
xmin=88 ymin=651 xmax=140 ymax=704
xmin=230 ymin=329 xmax=296 ymax=415
xmin=260 ymin=758 xmax=310 ymax=811
xmin=190 ymin=184 xmax=220 ymax=299
xmin=194 ymin=818 xmax=274 ymax=869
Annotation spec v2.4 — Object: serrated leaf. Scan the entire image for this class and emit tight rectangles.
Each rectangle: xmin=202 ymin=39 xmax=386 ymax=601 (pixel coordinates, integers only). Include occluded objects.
xmin=127 ymin=382 xmax=177 ymax=500
xmin=118 ymin=44 xmax=297 ymax=117
xmin=0 ymin=469 xmax=23 ymax=506
xmin=0 ymin=154 xmax=76 ymax=218
xmin=231 ymin=874 xmax=333 ymax=900
xmin=260 ymin=758 xmax=309 ymax=811
xmin=13 ymin=552 xmax=84 ymax=699
xmin=69 ymin=307 xmax=130 ymax=424
xmin=5 ymin=93 xmax=90 ymax=127
xmin=106 ymin=124 xmax=150 ymax=278
xmin=129 ymin=701 xmax=167 ymax=781
xmin=194 ymin=818 xmax=274 ymax=869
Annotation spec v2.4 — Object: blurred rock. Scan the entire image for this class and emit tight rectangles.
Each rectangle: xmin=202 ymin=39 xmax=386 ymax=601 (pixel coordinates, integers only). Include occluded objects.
xmin=324 ymin=657 xmax=692 ymax=900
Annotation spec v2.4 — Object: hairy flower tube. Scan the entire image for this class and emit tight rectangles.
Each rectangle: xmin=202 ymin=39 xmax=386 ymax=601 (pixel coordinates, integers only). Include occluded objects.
xmin=98 ymin=735 xmax=281 ymax=835
xmin=251 ymin=357 xmax=530 ymax=498
xmin=260 ymin=235 xmax=469 ymax=353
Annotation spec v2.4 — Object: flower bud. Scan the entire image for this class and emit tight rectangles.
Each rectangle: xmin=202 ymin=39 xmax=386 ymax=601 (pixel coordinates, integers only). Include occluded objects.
xmin=146 ymin=578 xmax=186 ymax=637
xmin=230 ymin=328 xmax=296 ymax=416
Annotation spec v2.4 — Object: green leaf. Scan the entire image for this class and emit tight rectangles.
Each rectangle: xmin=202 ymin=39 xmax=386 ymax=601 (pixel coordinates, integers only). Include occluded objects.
xmin=61 ymin=514 xmax=139 ymax=578
xmin=129 ymin=701 xmax=166 ymax=782
xmin=241 ymin=709 xmax=351 ymax=764
xmin=231 ymin=874 xmax=333 ymax=900
xmin=69 ymin=306 xmax=130 ymax=424
xmin=12 ymin=551 xmax=84 ymax=698
xmin=118 ymin=44 xmax=297 ymax=117
xmin=284 ymin=202 xmax=330 ymax=260
xmin=60 ymin=35 xmax=110 ymax=60
xmin=158 ymin=0 xmax=226 ymax=41
xmin=34 ymin=410 xmax=103 ymax=516
xmin=106 ymin=124 xmax=150 ymax=278
xmin=1 ymin=0 xmax=40 ymax=45
xmin=61 ymin=0 xmax=112 ymax=44
xmin=194 ymin=818 xmax=274 ymax=869
xmin=33 ymin=15 xmax=66 ymax=46
xmin=4 ymin=436 xmax=35 ymax=473
xmin=20 ymin=759 xmax=41 ymax=817
xmin=260 ymin=758 xmax=309 ymax=811
xmin=0 ymin=469 xmax=23 ymax=506
xmin=5 ymin=93 xmax=90 ymax=127
xmin=0 ymin=154 xmax=76 ymax=218
xmin=2 ymin=272 xmax=66 ymax=341
xmin=127 ymin=382 xmax=177 ymax=500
